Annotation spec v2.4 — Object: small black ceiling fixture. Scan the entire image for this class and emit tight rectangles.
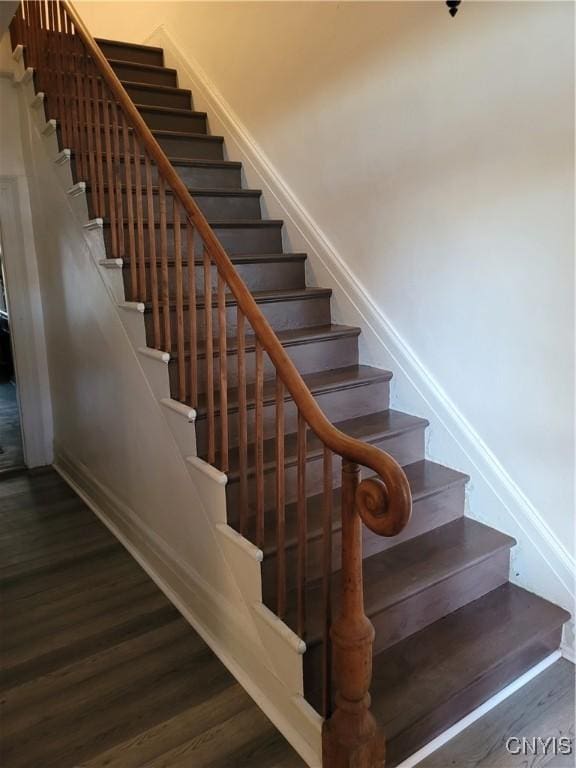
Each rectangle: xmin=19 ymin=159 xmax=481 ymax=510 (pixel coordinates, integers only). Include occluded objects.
xmin=446 ymin=0 xmax=462 ymax=17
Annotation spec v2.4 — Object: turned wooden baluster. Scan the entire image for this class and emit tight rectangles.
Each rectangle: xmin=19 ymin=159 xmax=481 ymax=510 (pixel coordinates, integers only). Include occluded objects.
xmin=203 ymin=247 xmax=216 ymax=465
xmin=237 ymin=308 xmax=248 ymax=535
xmin=173 ymin=200 xmax=186 ymax=400
xmin=186 ymin=220 xmax=197 ymax=406
xmin=145 ymin=153 xmax=160 ymax=348
xmin=321 ymin=446 xmax=333 ymax=718
xmin=254 ymin=339 xmax=265 ymax=548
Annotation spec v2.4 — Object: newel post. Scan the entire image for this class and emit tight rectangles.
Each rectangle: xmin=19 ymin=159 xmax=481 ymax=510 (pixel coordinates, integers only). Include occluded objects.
xmin=322 ymin=459 xmax=386 ymax=768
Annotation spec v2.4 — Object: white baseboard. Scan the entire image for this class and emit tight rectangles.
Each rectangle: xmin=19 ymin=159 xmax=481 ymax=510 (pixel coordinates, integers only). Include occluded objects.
xmin=146 ymin=24 xmax=574 ymax=640
xmin=396 ymin=651 xmax=562 ymax=768
xmin=53 ymin=448 xmax=322 ymax=768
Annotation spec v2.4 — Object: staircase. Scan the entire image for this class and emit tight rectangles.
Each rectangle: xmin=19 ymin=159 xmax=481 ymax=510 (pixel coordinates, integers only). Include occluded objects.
xmin=9 ymin=7 xmax=570 ymax=768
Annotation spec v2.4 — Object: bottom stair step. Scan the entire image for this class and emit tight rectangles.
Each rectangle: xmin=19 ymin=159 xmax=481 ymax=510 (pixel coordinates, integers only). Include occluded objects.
xmin=371 ymin=582 xmax=570 ymax=766
xmin=301 ymin=517 xmax=515 ymax=701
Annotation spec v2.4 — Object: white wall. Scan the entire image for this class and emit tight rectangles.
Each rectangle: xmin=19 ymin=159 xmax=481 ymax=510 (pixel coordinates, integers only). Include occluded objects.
xmin=74 ymin=0 xmax=575 ymax=628
xmin=0 ymin=67 xmax=24 ymax=174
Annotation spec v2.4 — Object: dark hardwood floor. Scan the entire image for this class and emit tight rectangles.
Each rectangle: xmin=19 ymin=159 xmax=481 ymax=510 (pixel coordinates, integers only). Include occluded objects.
xmin=0 ymin=468 xmax=305 ymax=768
xmin=1 ymin=468 xmax=572 ymax=768
xmin=0 ymin=378 xmax=24 ymax=473
xmin=420 ymin=658 xmax=575 ymax=768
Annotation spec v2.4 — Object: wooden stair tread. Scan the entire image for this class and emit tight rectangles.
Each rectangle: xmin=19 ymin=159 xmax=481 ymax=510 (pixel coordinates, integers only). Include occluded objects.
xmin=128 ymin=252 xmax=307 ymax=270
xmin=149 ymin=156 xmax=241 ymax=169
xmin=252 ymin=459 xmax=469 ymax=555
xmin=181 ymin=324 xmax=360 ymax=358
xmin=135 ymin=103 xmax=208 ymax=119
xmin=195 ymin=364 xmax=392 ymax=418
xmin=71 ymin=149 xmax=241 ymax=171
xmin=109 ymin=218 xmax=283 ymax=229
xmin=95 ymin=38 xmax=164 ymax=55
xmin=169 ymin=324 xmax=361 ymax=362
xmin=99 ymin=185 xmax=262 ymax=198
xmin=143 ymin=287 xmax=332 ymax=311
xmin=225 ymin=409 xmax=429 ymax=481
xmin=287 ymin=518 xmax=515 ymax=644
xmin=118 ymin=79 xmax=191 ymax=96
xmin=150 ymin=129 xmax=221 ymax=142
xmin=371 ymin=582 xmax=570 ymax=763
xmin=89 ymin=124 xmax=223 ymax=142
xmin=107 ymin=57 xmax=177 ymax=77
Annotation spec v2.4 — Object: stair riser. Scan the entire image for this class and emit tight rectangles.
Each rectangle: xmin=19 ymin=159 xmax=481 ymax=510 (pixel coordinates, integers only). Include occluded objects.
xmin=138 ymin=108 xmax=207 ymax=134
xmin=99 ymin=190 xmax=262 ymax=223
xmin=99 ymin=42 xmax=163 ymax=67
xmin=124 ymin=259 xmax=305 ymax=302
xmin=111 ymin=61 xmax=177 ymax=88
xmin=215 ymin=225 xmax=284 ymax=255
xmin=386 ymin=625 xmax=564 ymax=767
xmin=195 ymin=380 xmax=390 ymax=452
xmin=154 ymin=134 xmax=224 ymax=161
xmin=169 ymin=332 xmax=358 ymax=395
xmin=113 ymin=161 xmax=242 ymax=190
xmin=303 ymin=549 xmax=512 ymax=705
xmin=123 ymin=83 xmax=191 ymax=110
xmin=172 ymin=164 xmax=242 ymax=189
xmin=225 ymin=427 xmax=426 ymax=510
xmin=70 ymin=156 xmax=241 ymax=191
xmin=104 ymin=223 xmax=284 ymax=258
xmin=143 ymin=295 xmax=332 ymax=346
xmin=80 ymin=127 xmax=222 ymax=162
xmin=259 ymin=482 xmax=466 ymax=594
xmin=371 ymin=548 xmax=512 ymax=654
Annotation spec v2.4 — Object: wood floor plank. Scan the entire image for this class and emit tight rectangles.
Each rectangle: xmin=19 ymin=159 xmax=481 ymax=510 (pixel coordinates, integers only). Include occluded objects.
xmin=0 ymin=605 xmax=182 ymax=692
xmin=1 ymin=619 xmax=191 ymax=713
xmin=1 ymin=551 xmax=143 ymax=607
xmin=419 ymin=658 xmax=575 ymax=768
xmin=0 ymin=524 xmax=115 ymax=571
xmin=144 ymin=707 xmax=284 ymax=768
xmin=3 ymin=580 xmax=169 ymax=662
xmin=0 ymin=468 xmax=305 ymax=768
xmin=78 ymin=686 xmax=255 ymax=768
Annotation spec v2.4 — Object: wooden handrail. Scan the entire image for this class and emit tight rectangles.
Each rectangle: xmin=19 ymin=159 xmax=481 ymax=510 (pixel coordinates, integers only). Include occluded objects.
xmin=61 ymin=0 xmax=412 ymax=540
xmin=11 ymin=2 xmax=414 ymax=762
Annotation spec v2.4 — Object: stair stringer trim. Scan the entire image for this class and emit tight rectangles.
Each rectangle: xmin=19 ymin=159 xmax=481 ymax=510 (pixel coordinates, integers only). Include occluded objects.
xmin=146 ymin=24 xmax=575 ymax=654
xmin=11 ymin=49 xmax=322 ymax=767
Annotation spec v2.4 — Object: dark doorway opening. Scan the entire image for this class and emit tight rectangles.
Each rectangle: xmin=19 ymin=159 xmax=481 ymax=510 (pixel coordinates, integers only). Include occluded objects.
xmin=0 ymin=228 xmax=25 ymax=474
